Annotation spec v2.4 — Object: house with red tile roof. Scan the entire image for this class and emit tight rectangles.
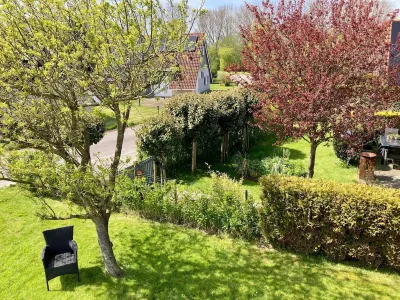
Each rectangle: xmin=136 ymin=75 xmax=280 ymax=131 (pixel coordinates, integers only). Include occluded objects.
xmin=390 ymin=20 xmax=400 ymax=66
xmin=153 ymin=33 xmax=212 ymax=97
xmin=389 ymin=19 xmax=400 ymax=85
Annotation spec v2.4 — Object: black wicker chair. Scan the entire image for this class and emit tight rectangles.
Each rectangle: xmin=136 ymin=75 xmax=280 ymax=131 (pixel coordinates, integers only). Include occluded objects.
xmin=42 ymin=226 xmax=80 ymax=291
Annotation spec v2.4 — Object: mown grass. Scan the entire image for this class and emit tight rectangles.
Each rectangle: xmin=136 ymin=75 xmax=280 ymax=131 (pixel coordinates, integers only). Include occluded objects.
xmin=177 ymin=134 xmax=358 ymax=200
xmin=210 ymin=82 xmax=237 ymax=91
xmin=1 ymin=187 xmax=400 ymax=299
xmin=175 ymin=133 xmax=358 ymax=199
xmin=95 ymin=102 xmax=161 ymax=130
xmin=1 ymin=186 xmax=400 ymax=299
xmin=247 ymin=134 xmax=358 ymax=184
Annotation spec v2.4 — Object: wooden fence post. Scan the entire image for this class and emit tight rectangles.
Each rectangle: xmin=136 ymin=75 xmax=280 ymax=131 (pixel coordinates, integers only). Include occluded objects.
xmin=244 ymin=189 xmax=248 ymax=201
xmin=192 ymin=140 xmax=197 ymax=173
xmin=153 ymin=160 xmax=157 ymax=184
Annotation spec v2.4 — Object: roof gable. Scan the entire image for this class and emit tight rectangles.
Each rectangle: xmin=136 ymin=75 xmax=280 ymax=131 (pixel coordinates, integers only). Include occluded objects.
xmin=170 ymin=33 xmax=210 ymax=91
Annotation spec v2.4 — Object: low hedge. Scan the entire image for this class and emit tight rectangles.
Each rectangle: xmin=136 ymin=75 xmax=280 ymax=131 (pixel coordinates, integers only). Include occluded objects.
xmin=259 ymin=175 xmax=400 ymax=270
xmin=117 ymin=172 xmax=260 ymax=240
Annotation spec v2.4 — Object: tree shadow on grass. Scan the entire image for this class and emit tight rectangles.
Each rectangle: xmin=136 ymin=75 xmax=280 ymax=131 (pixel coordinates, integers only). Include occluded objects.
xmin=114 ymin=225 xmax=324 ymax=299
xmin=80 ymin=221 xmax=397 ymax=299
xmin=58 ymin=220 xmax=399 ymax=299
xmin=247 ymin=133 xmax=307 ymax=161
xmin=59 ymin=266 xmax=106 ymax=291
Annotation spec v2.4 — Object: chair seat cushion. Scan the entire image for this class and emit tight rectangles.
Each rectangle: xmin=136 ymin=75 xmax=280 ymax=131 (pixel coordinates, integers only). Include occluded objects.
xmin=45 ymin=252 xmax=76 ymax=269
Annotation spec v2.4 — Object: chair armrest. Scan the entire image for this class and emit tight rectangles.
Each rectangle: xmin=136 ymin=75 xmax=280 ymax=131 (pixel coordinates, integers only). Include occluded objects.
xmin=41 ymin=246 xmax=51 ymax=268
xmin=42 ymin=246 xmax=49 ymax=260
xmin=69 ymin=240 xmax=78 ymax=254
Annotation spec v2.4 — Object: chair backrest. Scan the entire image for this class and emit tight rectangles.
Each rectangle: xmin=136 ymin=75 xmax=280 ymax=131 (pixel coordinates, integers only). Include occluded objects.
xmin=385 ymin=128 xmax=399 ymax=136
xmin=43 ymin=226 xmax=73 ymax=253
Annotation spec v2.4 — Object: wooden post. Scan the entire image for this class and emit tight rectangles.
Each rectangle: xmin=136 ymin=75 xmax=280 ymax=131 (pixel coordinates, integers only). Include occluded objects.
xmin=162 ymin=168 xmax=167 ymax=184
xmin=244 ymin=189 xmax=248 ymax=201
xmin=242 ymin=125 xmax=247 ymax=153
xmin=221 ymin=135 xmax=225 ymax=163
xmin=192 ymin=140 xmax=197 ymax=173
xmin=153 ymin=161 xmax=157 ymax=184
xmin=246 ymin=124 xmax=250 ymax=150
xmin=226 ymin=133 xmax=229 ymax=160
xmin=157 ymin=105 xmax=160 ymax=115
xmin=359 ymin=152 xmax=376 ymax=184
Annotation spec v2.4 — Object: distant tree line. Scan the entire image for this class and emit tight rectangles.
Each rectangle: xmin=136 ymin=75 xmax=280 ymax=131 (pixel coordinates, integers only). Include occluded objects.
xmin=195 ymin=5 xmax=253 ymax=77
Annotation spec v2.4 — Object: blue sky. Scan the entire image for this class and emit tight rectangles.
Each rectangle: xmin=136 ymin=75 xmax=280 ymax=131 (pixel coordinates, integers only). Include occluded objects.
xmin=392 ymin=0 xmax=400 ymax=9
xmin=189 ymin=0 xmax=400 ymax=10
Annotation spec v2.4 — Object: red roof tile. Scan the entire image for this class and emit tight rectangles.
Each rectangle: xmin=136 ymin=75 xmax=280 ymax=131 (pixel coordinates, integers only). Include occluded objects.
xmin=170 ymin=33 xmax=205 ymax=91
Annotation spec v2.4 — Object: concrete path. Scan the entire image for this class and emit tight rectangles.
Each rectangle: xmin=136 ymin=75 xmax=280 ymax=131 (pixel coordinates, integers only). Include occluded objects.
xmin=140 ymin=97 xmax=167 ymax=108
xmin=90 ymin=127 xmax=138 ymax=165
xmin=0 ymin=180 xmax=13 ymax=188
xmin=375 ymin=164 xmax=400 ymax=189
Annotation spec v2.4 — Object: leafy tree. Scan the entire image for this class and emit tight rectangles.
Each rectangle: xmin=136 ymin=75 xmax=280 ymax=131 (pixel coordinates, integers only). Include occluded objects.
xmin=0 ymin=0 xmax=200 ymax=277
xmin=219 ymin=35 xmax=244 ymax=71
xmin=196 ymin=5 xmax=250 ymax=76
xmin=218 ymin=47 xmax=243 ymax=71
xmin=241 ymin=0 xmax=400 ymax=178
xmin=208 ymin=47 xmax=220 ymax=77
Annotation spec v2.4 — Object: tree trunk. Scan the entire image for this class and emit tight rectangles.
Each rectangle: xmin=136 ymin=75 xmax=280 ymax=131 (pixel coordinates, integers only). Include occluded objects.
xmin=308 ymin=142 xmax=318 ymax=178
xmin=94 ymin=216 xmax=123 ymax=278
xmin=221 ymin=135 xmax=225 ymax=163
xmin=153 ymin=160 xmax=157 ymax=184
xmin=221 ymin=133 xmax=229 ymax=163
xmin=226 ymin=133 xmax=229 ymax=160
xmin=192 ymin=140 xmax=197 ymax=173
xmin=242 ymin=125 xmax=247 ymax=153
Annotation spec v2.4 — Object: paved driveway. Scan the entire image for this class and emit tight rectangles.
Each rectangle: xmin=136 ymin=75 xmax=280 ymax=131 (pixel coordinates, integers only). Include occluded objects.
xmin=90 ymin=127 xmax=138 ymax=164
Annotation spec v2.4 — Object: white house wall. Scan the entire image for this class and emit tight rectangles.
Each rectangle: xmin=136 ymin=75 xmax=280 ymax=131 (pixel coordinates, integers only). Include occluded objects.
xmin=153 ymin=81 xmax=173 ymax=98
xmin=196 ymin=45 xmax=211 ymax=93
xmin=196 ymin=67 xmax=210 ymax=94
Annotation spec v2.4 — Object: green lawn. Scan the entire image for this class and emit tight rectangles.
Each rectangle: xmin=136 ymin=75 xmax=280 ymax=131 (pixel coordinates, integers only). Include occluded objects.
xmin=210 ymin=82 xmax=237 ymax=91
xmin=95 ymin=103 xmax=161 ymax=130
xmin=1 ymin=187 xmax=400 ymax=299
xmin=247 ymin=134 xmax=358 ymax=184
xmin=175 ymin=134 xmax=358 ymax=199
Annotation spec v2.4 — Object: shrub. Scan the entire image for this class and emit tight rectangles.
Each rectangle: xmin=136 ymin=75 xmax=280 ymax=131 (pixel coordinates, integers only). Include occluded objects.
xmin=233 ymin=152 xmax=307 ymax=179
xmin=333 ymin=137 xmax=360 ymax=166
xmin=117 ymin=172 xmax=260 ymax=240
xmin=259 ymin=175 xmax=400 ymax=270
xmin=137 ymin=90 xmax=258 ymax=170
xmin=219 ymin=73 xmax=233 ymax=86
xmin=136 ymin=114 xmax=187 ymax=168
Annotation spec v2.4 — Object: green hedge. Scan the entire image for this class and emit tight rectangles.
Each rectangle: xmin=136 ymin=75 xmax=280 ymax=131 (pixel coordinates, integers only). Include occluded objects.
xmin=259 ymin=175 xmax=400 ymax=269
xmin=136 ymin=89 xmax=258 ymax=169
xmin=117 ymin=172 xmax=260 ymax=240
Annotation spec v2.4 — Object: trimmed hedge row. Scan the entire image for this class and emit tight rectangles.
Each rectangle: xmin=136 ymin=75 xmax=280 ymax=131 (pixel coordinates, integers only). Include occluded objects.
xmin=259 ymin=175 xmax=400 ymax=269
